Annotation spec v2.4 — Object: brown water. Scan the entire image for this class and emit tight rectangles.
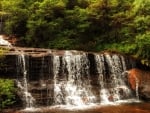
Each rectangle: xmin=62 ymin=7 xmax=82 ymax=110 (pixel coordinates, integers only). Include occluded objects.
xmin=8 ymin=102 xmax=149 ymax=113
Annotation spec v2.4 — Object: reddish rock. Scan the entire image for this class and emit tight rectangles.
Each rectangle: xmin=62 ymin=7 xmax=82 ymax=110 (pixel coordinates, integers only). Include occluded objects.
xmin=126 ymin=68 xmax=150 ymax=100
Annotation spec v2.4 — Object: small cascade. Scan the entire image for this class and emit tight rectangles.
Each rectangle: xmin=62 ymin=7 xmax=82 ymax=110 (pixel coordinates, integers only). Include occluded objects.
xmin=0 ymin=35 xmax=12 ymax=47
xmin=95 ymin=54 xmax=110 ymax=103
xmin=135 ymin=77 xmax=139 ymax=100
xmin=16 ymin=53 xmax=35 ymax=108
xmin=95 ymin=54 xmax=132 ymax=103
xmin=53 ymin=51 xmax=96 ymax=106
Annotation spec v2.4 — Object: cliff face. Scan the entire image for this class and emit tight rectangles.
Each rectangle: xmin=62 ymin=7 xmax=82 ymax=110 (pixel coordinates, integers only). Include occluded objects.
xmin=1 ymin=47 xmax=55 ymax=107
xmin=0 ymin=46 xmax=148 ymax=108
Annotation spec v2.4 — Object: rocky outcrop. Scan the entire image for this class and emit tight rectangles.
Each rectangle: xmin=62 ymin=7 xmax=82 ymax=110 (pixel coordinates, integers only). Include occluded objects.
xmin=0 ymin=46 xmax=146 ymax=108
xmin=125 ymin=68 xmax=150 ymax=101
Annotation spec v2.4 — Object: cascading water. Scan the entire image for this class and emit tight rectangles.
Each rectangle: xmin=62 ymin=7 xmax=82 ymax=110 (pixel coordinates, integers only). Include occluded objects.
xmin=16 ymin=53 xmax=35 ymax=108
xmin=95 ymin=54 xmax=132 ymax=103
xmin=10 ymin=49 xmax=138 ymax=109
xmin=135 ymin=77 xmax=139 ymax=99
xmin=0 ymin=35 xmax=11 ymax=47
xmin=51 ymin=51 xmax=135 ymax=106
xmin=0 ymin=35 xmax=143 ymax=113
xmin=95 ymin=54 xmax=110 ymax=103
xmin=53 ymin=51 xmax=96 ymax=106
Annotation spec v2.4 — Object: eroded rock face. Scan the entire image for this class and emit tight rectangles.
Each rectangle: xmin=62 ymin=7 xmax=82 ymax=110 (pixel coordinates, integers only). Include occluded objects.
xmin=0 ymin=47 xmax=144 ymax=107
xmin=126 ymin=68 xmax=150 ymax=101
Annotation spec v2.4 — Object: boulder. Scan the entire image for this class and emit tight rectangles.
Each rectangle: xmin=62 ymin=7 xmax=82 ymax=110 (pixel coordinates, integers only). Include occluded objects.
xmin=125 ymin=68 xmax=150 ymax=101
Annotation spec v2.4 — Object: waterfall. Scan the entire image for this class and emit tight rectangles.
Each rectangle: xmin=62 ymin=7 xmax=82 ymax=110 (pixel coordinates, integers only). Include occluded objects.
xmin=51 ymin=51 xmax=135 ymax=106
xmin=0 ymin=34 xmax=140 ymax=108
xmin=16 ymin=53 xmax=35 ymax=108
xmin=11 ymin=50 xmax=138 ymax=108
xmin=97 ymin=54 xmax=132 ymax=103
xmin=95 ymin=54 xmax=110 ymax=103
xmin=53 ymin=51 xmax=96 ymax=105
xmin=0 ymin=35 xmax=12 ymax=47
xmin=135 ymin=77 xmax=139 ymax=99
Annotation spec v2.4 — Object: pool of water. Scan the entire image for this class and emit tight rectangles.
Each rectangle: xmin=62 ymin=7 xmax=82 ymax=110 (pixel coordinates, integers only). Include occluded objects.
xmin=16 ymin=101 xmax=150 ymax=113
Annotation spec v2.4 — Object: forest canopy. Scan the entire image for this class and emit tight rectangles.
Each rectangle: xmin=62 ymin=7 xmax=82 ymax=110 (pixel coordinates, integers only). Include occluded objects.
xmin=0 ymin=0 xmax=150 ymax=65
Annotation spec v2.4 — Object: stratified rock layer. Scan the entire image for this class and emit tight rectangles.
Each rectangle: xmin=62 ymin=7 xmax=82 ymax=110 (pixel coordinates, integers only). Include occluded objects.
xmin=0 ymin=47 xmax=144 ymax=108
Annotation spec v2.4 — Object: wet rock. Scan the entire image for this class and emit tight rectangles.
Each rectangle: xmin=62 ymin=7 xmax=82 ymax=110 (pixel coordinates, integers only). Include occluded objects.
xmin=139 ymin=84 xmax=150 ymax=100
xmin=126 ymin=68 xmax=150 ymax=101
xmin=0 ymin=47 xmax=141 ymax=107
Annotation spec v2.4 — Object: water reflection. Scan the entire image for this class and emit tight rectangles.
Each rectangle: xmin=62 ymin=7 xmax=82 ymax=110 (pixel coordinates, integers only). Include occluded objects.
xmin=18 ymin=102 xmax=150 ymax=113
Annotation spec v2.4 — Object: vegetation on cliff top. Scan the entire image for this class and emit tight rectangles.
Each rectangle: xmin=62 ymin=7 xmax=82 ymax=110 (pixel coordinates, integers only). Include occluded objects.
xmin=0 ymin=0 xmax=150 ymax=65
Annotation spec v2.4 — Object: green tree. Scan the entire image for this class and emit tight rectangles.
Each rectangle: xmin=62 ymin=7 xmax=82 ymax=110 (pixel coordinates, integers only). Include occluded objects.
xmin=0 ymin=47 xmax=15 ymax=109
xmin=0 ymin=0 xmax=28 ymax=36
xmin=0 ymin=0 xmax=150 ymax=65
xmin=135 ymin=32 xmax=150 ymax=65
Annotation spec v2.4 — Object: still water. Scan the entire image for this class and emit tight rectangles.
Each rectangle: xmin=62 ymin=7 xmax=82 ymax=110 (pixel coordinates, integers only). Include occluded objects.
xmin=16 ymin=101 xmax=150 ymax=113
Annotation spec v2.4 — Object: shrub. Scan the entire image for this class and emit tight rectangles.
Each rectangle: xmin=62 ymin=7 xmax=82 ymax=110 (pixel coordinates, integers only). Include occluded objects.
xmin=0 ymin=79 xmax=16 ymax=109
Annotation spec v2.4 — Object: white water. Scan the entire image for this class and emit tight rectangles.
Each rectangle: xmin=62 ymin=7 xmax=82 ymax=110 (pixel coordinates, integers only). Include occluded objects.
xmin=95 ymin=54 xmax=132 ymax=104
xmin=0 ymin=34 xmax=141 ymax=111
xmin=53 ymin=51 xmax=96 ymax=106
xmin=13 ymin=50 xmax=139 ymax=110
xmin=52 ymin=51 xmax=135 ymax=106
xmin=16 ymin=54 xmax=35 ymax=108
xmin=135 ymin=77 xmax=139 ymax=99
xmin=0 ymin=35 xmax=11 ymax=47
xmin=0 ymin=36 xmax=36 ymax=108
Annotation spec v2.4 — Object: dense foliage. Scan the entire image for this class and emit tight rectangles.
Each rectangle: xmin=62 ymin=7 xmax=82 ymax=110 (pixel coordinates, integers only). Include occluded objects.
xmin=0 ymin=79 xmax=16 ymax=109
xmin=0 ymin=48 xmax=15 ymax=109
xmin=0 ymin=0 xmax=150 ymax=65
